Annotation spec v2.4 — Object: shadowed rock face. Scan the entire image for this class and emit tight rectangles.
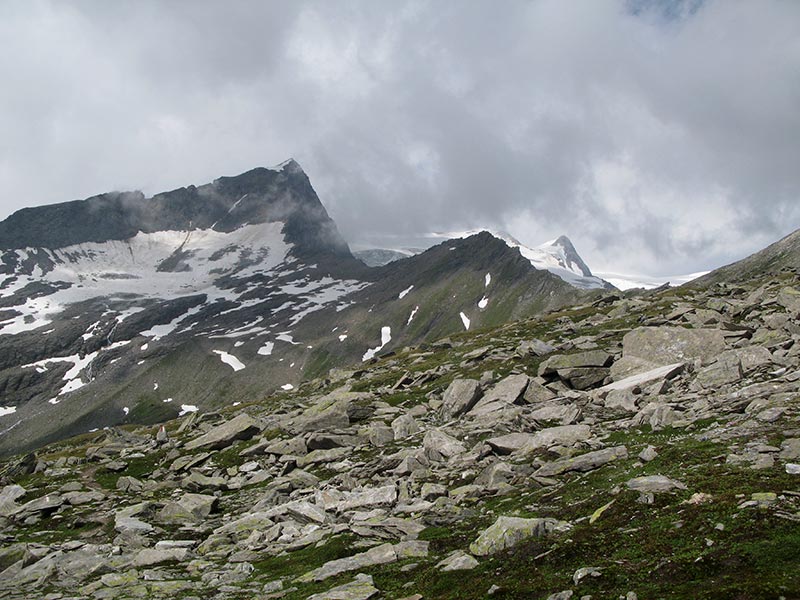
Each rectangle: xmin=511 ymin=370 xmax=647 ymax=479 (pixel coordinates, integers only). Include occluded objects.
xmin=0 ymin=160 xmax=351 ymax=260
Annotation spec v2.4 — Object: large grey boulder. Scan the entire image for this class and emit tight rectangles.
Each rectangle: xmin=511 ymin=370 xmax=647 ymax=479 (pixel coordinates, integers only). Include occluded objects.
xmin=423 ymin=429 xmax=466 ymax=460
xmin=469 ymin=516 xmax=571 ymax=556
xmin=184 ymin=414 xmax=261 ymax=451
xmin=296 ymin=389 xmax=372 ymax=432
xmin=441 ymin=379 xmax=483 ymax=419
xmin=535 ymin=446 xmax=628 ymax=477
xmin=487 ymin=425 xmax=591 ymax=455
xmin=158 ymin=493 xmax=217 ymax=524
xmin=472 ymin=374 xmax=530 ymax=410
xmin=613 ymin=327 xmax=727 ymax=378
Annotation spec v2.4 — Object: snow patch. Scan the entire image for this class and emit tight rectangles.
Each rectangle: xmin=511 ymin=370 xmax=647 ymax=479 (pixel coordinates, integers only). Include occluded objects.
xmin=485 ymin=273 xmax=492 ymax=287
xmin=478 ymin=296 xmax=489 ymax=309
xmin=213 ymin=350 xmax=246 ymax=371
xmin=459 ymin=312 xmax=471 ymax=330
xmin=398 ymin=285 xmax=414 ymax=299
xmin=338 ymin=334 xmax=348 ymax=342
xmin=362 ymin=326 xmax=392 ymax=361
xmin=257 ymin=342 xmax=274 ymax=356
xmin=407 ymin=306 xmax=419 ymax=326
xmin=0 ymin=406 xmax=17 ymax=418
xmin=281 ymin=384 xmax=294 ymax=391
xmin=179 ymin=404 xmax=198 ymax=416
xmin=123 ymin=407 xmax=129 ymax=415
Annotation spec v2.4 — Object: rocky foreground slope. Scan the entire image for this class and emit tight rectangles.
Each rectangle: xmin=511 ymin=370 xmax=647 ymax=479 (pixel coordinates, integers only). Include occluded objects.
xmin=1 ymin=266 xmax=799 ymax=599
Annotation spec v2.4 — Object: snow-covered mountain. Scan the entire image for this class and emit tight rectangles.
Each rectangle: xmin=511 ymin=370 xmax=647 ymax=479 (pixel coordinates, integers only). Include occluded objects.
xmin=0 ymin=163 xmax=591 ymax=454
xmin=353 ymin=229 xmax=613 ymax=290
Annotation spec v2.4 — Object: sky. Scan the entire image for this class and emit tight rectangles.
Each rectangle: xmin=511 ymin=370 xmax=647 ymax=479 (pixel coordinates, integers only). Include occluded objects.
xmin=0 ymin=0 xmax=799 ymax=276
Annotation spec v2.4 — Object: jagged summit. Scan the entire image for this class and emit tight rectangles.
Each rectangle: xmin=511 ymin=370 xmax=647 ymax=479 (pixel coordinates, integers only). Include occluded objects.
xmin=0 ymin=161 xmax=351 ymax=260
xmin=548 ymin=235 xmax=594 ymax=278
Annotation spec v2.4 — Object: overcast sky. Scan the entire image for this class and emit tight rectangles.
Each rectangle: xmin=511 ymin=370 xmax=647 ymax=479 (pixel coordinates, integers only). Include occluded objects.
xmin=1 ymin=0 xmax=798 ymax=276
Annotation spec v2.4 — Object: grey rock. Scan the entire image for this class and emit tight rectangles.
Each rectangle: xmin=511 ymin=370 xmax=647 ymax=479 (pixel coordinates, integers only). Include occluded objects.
xmin=391 ymin=414 xmax=420 ymax=440
xmin=440 ymin=379 xmax=483 ymax=419
xmin=368 ymin=424 xmax=395 ymax=447
xmin=437 ymin=550 xmax=479 ymax=571
xmin=184 ymin=414 xmax=261 ymax=451
xmin=522 ymin=380 xmax=559 ymax=405
xmin=528 ymin=401 xmax=581 ymax=424
xmin=626 ymin=475 xmax=687 ymax=494
xmin=307 ymin=573 xmax=380 ymax=600
xmin=469 ymin=516 xmax=571 ymax=556
xmin=638 ymin=446 xmax=658 ymax=462
xmin=472 ymin=374 xmax=530 ymax=410
xmin=780 ymin=438 xmax=800 ymax=460
xmin=517 ymin=339 xmax=556 ymax=357
xmin=133 ymin=547 xmax=191 ymax=567
xmin=182 ymin=471 xmax=228 ymax=491
xmin=535 ymin=446 xmax=628 ymax=477
xmin=423 ymin=429 xmax=466 ymax=460
xmin=297 ymin=542 xmax=398 ymax=582
xmin=158 ymin=493 xmax=217 ymax=524
xmin=696 ymin=351 xmax=743 ymax=388
xmin=615 ymin=327 xmax=727 ymax=377
xmin=539 ymin=351 xmax=613 ymax=376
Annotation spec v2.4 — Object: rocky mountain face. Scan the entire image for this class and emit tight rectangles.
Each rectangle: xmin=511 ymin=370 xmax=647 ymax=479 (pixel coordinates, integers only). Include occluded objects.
xmin=692 ymin=227 xmax=800 ymax=287
xmin=0 ymin=253 xmax=799 ymax=598
xmin=0 ymin=164 xmax=589 ymax=454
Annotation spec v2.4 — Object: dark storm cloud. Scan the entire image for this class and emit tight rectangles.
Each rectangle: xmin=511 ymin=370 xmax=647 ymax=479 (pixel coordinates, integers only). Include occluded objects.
xmin=0 ymin=0 xmax=798 ymax=275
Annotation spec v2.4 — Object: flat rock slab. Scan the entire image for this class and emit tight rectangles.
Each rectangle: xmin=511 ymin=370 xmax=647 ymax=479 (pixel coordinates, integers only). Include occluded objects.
xmin=308 ymin=574 xmax=380 ymax=600
xmin=535 ymin=446 xmax=628 ymax=477
xmin=599 ymin=363 xmax=684 ymax=394
xmin=469 ymin=516 xmax=571 ymax=556
xmin=184 ymin=414 xmax=261 ymax=451
xmin=297 ymin=541 xmax=427 ymax=582
xmin=626 ymin=475 xmax=687 ymax=494
xmin=539 ymin=351 xmax=613 ymax=377
xmin=473 ymin=374 xmax=530 ymax=408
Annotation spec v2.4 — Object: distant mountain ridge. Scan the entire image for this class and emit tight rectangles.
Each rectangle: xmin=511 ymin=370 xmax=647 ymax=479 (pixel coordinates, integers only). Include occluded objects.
xmin=354 ymin=229 xmax=613 ymax=290
xmin=0 ymin=162 xmax=593 ymax=454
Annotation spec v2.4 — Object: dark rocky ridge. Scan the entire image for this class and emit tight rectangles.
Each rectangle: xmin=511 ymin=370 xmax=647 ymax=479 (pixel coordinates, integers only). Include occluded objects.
xmin=0 ymin=160 xmax=351 ymax=261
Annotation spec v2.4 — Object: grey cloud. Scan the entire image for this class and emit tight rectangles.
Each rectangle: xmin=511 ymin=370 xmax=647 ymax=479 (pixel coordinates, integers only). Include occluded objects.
xmin=0 ymin=0 xmax=798 ymax=276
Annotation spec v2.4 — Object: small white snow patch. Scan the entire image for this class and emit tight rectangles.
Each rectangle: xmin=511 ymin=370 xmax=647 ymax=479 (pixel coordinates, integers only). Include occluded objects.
xmin=363 ymin=326 xmax=392 ymax=361
xmin=478 ymin=296 xmax=489 ymax=309
xmin=485 ymin=273 xmax=492 ymax=287
xmin=232 ymin=401 xmax=241 ymax=407
xmin=123 ymin=407 xmax=129 ymax=415
xmin=48 ymin=398 xmax=60 ymax=405
xmin=153 ymin=382 xmax=159 ymax=391
xmin=213 ymin=350 xmax=246 ymax=371
xmin=339 ymin=334 xmax=348 ymax=342
xmin=234 ymin=341 xmax=244 ymax=347
xmin=407 ymin=306 xmax=419 ymax=326
xmin=140 ymin=343 xmax=148 ymax=351
xmin=163 ymin=397 xmax=173 ymax=403
xmin=281 ymin=384 xmax=294 ymax=391
xmin=460 ymin=312 xmax=471 ymax=330
xmin=398 ymin=285 xmax=414 ymax=299
xmin=276 ymin=333 xmax=299 ymax=345
xmin=257 ymin=342 xmax=274 ymax=356
xmin=179 ymin=404 xmax=198 ymax=416
xmin=0 ymin=406 xmax=16 ymax=418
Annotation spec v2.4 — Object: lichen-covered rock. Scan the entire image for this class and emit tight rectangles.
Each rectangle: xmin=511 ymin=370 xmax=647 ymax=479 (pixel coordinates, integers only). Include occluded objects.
xmin=469 ymin=516 xmax=571 ymax=556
